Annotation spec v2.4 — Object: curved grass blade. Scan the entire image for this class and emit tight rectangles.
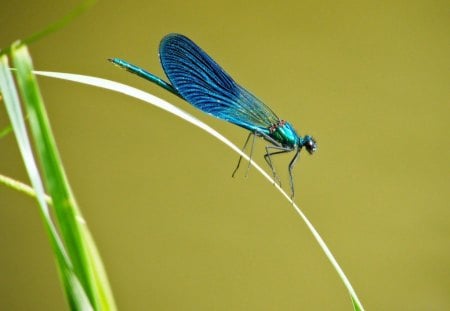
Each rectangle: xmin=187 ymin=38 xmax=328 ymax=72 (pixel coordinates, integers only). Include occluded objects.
xmin=32 ymin=70 xmax=365 ymax=310
xmin=11 ymin=44 xmax=116 ymax=310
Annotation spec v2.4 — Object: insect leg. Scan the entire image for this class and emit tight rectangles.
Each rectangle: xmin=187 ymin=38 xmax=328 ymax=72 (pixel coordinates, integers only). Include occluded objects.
xmin=244 ymin=132 xmax=257 ymax=177
xmin=288 ymin=149 xmax=301 ymax=199
xmin=232 ymin=132 xmax=253 ymax=177
xmin=264 ymin=145 xmax=293 ymax=187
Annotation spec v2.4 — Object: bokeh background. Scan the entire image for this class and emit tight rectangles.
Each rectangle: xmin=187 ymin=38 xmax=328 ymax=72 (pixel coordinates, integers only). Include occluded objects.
xmin=1 ymin=0 xmax=448 ymax=310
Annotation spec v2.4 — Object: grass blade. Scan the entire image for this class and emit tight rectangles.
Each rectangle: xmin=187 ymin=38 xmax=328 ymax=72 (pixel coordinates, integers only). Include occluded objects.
xmin=0 ymin=54 xmax=94 ymax=310
xmin=11 ymin=45 xmax=116 ymax=310
xmin=33 ymin=70 xmax=365 ymax=310
xmin=0 ymin=0 xmax=96 ymax=56
xmin=0 ymin=173 xmax=51 ymax=203
xmin=0 ymin=124 xmax=13 ymax=138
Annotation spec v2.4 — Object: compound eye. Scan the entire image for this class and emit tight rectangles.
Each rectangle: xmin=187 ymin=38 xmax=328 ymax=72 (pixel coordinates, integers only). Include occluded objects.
xmin=305 ymin=137 xmax=317 ymax=154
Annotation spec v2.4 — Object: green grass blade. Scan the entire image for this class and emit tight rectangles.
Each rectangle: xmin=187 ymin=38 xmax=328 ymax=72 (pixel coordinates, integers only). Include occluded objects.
xmin=0 ymin=123 xmax=13 ymax=138
xmin=22 ymin=0 xmax=96 ymax=46
xmin=0 ymin=54 xmax=94 ymax=310
xmin=0 ymin=173 xmax=52 ymax=203
xmin=352 ymin=296 xmax=362 ymax=311
xmin=0 ymin=0 xmax=96 ymax=56
xmin=11 ymin=44 xmax=116 ymax=310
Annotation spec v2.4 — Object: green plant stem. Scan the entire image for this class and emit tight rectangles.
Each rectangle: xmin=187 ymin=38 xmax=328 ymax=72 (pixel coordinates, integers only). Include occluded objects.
xmin=0 ymin=173 xmax=52 ymax=204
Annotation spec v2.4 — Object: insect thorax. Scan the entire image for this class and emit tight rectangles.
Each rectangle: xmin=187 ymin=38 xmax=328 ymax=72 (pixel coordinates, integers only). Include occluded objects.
xmin=268 ymin=120 xmax=299 ymax=148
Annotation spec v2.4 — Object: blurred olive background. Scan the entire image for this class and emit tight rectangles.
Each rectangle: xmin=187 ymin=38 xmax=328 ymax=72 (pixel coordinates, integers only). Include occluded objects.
xmin=1 ymin=0 xmax=449 ymax=310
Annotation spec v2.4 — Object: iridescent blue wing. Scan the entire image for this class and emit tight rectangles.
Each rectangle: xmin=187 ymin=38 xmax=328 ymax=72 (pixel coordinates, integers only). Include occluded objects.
xmin=159 ymin=34 xmax=279 ymax=133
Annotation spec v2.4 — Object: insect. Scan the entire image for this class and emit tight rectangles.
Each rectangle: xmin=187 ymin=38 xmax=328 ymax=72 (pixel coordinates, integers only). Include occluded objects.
xmin=110 ymin=33 xmax=317 ymax=198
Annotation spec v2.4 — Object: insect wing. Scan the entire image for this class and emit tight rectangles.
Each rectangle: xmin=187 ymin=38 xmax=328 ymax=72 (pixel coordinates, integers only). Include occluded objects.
xmin=159 ymin=34 xmax=279 ymax=132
